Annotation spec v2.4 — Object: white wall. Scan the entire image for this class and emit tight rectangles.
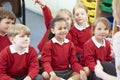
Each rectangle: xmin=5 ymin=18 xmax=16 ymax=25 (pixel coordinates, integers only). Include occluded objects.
xmin=25 ymin=0 xmax=78 ymax=16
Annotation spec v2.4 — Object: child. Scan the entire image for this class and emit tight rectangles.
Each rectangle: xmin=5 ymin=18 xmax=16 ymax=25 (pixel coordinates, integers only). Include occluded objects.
xmin=67 ymin=2 xmax=92 ymax=58
xmin=0 ymin=24 xmax=43 ymax=80
xmin=82 ymin=17 xmax=114 ymax=80
xmin=41 ymin=17 xmax=87 ymax=80
xmin=0 ymin=7 xmax=16 ymax=52
xmin=34 ymin=0 xmax=73 ymax=52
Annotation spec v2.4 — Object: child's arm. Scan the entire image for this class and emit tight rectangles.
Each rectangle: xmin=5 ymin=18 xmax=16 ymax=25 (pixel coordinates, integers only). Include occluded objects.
xmin=94 ymin=60 xmax=116 ymax=80
xmin=35 ymin=0 xmax=53 ymax=29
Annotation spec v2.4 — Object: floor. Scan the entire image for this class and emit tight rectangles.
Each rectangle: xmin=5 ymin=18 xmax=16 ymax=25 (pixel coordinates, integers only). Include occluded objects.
xmin=19 ymin=9 xmax=46 ymax=53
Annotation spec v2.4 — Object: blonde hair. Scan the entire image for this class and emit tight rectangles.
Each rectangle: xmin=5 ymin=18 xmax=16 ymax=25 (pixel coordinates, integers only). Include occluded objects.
xmin=0 ymin=7 xmax=16 ymax=21
xmin=112 ymin=0 xmax=120 ymax=20
xmin=73 ymin=2 xmax=90 ymax=24
xmin=56 ymin=9 xmax=72 ymax=19
xmin=7 ymin=23 xmax=30 ymax=38
xmin=92 ymin=17 xmax=110 ymax=35
xmin=73 ymin=2 xmax=88 ymax=15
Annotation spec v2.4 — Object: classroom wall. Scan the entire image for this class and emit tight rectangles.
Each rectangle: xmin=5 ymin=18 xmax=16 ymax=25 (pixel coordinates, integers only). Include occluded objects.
xmin=25 ymin=0 xmax=78 ymax=16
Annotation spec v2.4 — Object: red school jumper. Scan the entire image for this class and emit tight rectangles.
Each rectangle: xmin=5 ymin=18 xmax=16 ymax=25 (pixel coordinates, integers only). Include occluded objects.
xmin=0 ymin=45 xmax=39 ymax=80
xmin=37 ymin=5 xmax=53 ymax=51
xmin=0 ymin=34 xmax=11 ymax=52
xmin=67 ymin=25 xmax=92 ymax=54
xmin=83 ymin=37 xmax=113 ymax=71
xmin=41 ymin=38 xmax=83 ymax=73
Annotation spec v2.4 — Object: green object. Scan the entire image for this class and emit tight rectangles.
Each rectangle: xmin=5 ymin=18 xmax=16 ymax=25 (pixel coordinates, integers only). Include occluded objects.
xmin=99 ymin=3 xmax=112 ymax=13
xmin=103 ymin=0 xmax=112 ymax=4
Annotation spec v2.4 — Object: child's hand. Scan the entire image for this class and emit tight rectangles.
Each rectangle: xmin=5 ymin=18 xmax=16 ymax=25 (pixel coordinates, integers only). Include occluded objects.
xmin=23 ymin=76 xmax=32 ymax=80
xmin=83 ymin=66 xmax=90 ymax=76
xmin=34 ymin=0 xmax=45 ymax=7
xmin=80 ymin=70 xmax=87 ymax=80
xmin=49 ymin=71 xmax=60 ymax=80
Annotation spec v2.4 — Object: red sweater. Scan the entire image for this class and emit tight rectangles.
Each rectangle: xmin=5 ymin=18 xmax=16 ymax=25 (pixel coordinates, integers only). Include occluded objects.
xmin=41 ymin=39 xmax=83 ymax=73
xmin=37 ymin=6 xmax=53 ymax=51
xmin=0 ymin=46 xmax=39 ymax=80
xmin=82 ymin=38 xmax=113 ymax=71
xmin=67 ymin=25 xmax=92 ymax=54
xmin=0 ymin=34 xmax=11 ymax=52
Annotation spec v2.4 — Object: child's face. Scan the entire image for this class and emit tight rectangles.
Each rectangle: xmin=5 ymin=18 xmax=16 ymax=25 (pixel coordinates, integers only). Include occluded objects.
xmin=51 ymin=20 xmax=68 ymax=41
xmin=12 ymin=33 xmax=30 ymax=48
xmin=74 ymin=8 xmax=88 ymax=25
xmin=59 ymin=13 xmax=72 ymax=29
xmin=94 ymin=22 xmax=109 ymax=42
xmin=0 ymin=18 xmax=14 ymax=35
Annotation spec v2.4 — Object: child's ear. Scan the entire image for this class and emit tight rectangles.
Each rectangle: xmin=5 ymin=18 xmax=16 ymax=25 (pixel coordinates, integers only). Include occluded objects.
xmin=51 ymin=28 xmax=55 ymax=34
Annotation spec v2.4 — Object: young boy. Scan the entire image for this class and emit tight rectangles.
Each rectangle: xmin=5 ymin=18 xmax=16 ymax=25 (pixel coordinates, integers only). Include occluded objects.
xmin=0 ymin=7 xmax=16 ymax=52
xmin=0 ymin=24 xmax=43 ymax=80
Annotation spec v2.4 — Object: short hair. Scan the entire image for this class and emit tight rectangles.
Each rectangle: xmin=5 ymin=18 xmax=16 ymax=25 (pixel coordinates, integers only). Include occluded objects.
xmin=0 ymin=7 xmax=16 ymax=21
xmin=7 ymin=23 xmax=30 ymax=39
xmin=92 ymin=17 xmax=110 ymax=35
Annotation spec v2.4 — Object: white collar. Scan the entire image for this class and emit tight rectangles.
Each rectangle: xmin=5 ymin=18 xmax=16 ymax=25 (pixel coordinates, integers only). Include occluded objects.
xmin=74 ymin=22 xmax=89 ymax=31
xmin=92 ymin=36 xmax=105 ymax=48
xmin=9 ymin=45 xmax=28 ymax=55
xmin=52 ymin=37 xmax=69 ymax=45
xmin=0 ymin=33 xmax=7 ymax=36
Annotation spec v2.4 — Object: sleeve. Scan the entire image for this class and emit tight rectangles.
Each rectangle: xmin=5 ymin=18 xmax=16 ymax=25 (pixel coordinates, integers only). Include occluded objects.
xmin=41 ymin=42 xmax=53 ymax=73
xmin=42 ymin=5 xmax=53 ymax=29
xmin=83 ymin=43 xmax=96 ymax=71
xmin=70 ymin=42 xmax=83 ymax=73
xmin=37 ymin=5 xmax=53 ymax=51
xmin=0 ymin=49 xmax=16 ymax=80
xmin=27 ymin=47 xmax=39 ymax=79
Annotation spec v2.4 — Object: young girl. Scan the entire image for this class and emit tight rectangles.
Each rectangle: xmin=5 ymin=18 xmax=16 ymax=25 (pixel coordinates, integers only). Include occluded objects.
xmin=82 ymin=17 xmax=114 ymax=80
xmin=34 ymin=0 xmax=73 ymax=52
xmin=0 ymin=24 xmax=43 ymax=80
xmin=41 ymin=17 xmax=87 ymax=80
xmin=67 ymin=2 xmax=92 ymax=58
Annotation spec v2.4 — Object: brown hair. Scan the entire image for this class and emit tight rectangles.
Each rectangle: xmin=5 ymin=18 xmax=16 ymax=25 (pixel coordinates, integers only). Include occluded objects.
xmin=0 ymin=7 xmax=16 ymax=21
xmin=92 ymin=17 xmax=110 ymax=35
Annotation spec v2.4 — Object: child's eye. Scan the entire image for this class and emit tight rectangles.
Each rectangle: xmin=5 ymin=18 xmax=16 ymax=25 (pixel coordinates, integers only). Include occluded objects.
xmin=105 ymin=28 xmax=108 ymax=30
xmin=97 ymin=28 xmax=101 ymax=30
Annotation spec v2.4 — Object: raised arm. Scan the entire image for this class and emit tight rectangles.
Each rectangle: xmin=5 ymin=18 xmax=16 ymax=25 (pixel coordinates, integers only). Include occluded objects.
xmin=35 ymin=0 xmax=53 ymax=29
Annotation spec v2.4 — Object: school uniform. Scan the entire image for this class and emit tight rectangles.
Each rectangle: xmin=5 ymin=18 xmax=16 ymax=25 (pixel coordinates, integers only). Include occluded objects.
xmin=0 ymin=45 xmax=43 ymax=80
xmin=0 ymin=34 xmax=11 ymax=52
xmin=67 ymin=22 xmax=92 ymax=54
xmin=82 ymin=36 xmax=114 ymax=80
xmin=42 ymin=37 xmax=83 ymax=79
xmin=37 ymin=5 xmax=53 ymax=51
